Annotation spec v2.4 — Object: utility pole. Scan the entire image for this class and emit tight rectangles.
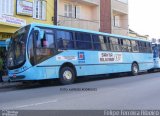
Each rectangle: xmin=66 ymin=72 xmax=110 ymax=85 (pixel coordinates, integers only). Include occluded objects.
xmin=54 ymin=0 xmax=58 ymax=25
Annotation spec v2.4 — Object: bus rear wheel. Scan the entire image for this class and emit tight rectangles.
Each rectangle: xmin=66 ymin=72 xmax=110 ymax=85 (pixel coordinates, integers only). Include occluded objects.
xmin=131 ymin=63 xmax=139 ymax=76
xmin=59 ymin=67 xmax=75 ymax=85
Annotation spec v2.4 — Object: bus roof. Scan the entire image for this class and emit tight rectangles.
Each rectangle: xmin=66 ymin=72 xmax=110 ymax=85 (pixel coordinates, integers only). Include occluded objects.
xmin=29 ymin=23 xmax=151 ymax=42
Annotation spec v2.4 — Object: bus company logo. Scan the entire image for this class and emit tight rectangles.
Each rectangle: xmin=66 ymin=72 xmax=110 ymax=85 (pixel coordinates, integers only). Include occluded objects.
xmin=78 ymin=52 xmax=85 ymax=60
xmin=78 ymin=52 xmax=85 ymax=63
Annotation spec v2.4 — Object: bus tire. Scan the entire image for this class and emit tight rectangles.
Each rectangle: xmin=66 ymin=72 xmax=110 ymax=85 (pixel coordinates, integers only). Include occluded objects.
xmin=59 ymin=67 xmax=75 ymax=85
xmin=131 ymin=63 xmax=139 ymax=76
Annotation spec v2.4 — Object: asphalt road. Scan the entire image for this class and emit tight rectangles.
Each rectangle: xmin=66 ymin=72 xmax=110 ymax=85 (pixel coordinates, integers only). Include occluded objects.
xmin=0 ymin=72 xmax=160 ymax=110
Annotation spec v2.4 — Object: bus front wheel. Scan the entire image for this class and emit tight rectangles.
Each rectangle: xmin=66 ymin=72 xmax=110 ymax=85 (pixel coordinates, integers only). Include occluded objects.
xmin=131 ymin=63 xmax=139 ymax=76
xmin=59 ymin=67 xmax=75 ymax=85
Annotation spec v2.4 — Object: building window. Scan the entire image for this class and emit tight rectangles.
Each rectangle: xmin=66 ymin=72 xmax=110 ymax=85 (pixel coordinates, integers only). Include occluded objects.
xmin=64 ymin=3 xmax=81 ymax=18
xmin=114 ymin=16 xmax=120 ymax=27
xmin=64 ymin=4 xmax=73 ymax=17
xmin=75 ymin=6 xmax=80 ymax=19
xmin=33 ymin=0 xmax=46 ymax=20
xmin=0 ymin=0 xmax=14 ymax=16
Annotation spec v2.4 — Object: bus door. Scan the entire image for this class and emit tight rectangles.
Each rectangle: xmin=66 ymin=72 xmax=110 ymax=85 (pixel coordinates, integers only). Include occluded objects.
xmin=29 ymin=27 xmax=56 ymax=66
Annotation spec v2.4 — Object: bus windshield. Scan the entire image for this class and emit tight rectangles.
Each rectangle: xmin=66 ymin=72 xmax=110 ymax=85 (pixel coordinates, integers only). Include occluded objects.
xmin=7 ymin=25 xmax=30 ymax=69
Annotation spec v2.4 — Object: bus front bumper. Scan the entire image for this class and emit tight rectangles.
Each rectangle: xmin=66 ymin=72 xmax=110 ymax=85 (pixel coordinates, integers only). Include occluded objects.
xmin=9 ymin=75 xmax=25 ymax=81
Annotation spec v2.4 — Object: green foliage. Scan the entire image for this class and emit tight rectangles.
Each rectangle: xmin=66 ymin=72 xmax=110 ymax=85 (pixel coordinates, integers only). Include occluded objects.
xmin=0 ymin=58 xmax=3 ymax=70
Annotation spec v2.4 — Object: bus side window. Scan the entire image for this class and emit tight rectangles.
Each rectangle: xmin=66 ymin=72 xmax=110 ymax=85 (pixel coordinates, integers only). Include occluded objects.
xmin=41 ymin=33 xmax=55 ymax=48
xmin=145 ymin=42 xmax=151 ymax=53
xmin=144 ymin=42 xmax=147 ymax=53
xmin=56 ymin=30 xmax=74 ymax=49
xmin=119 ymin=39 xmax=124 ymax=52
xmin=147 ymin=43 xmax=152 ymax=53
xmin=142 ymin=42 xmax=146 ymax=53
xmin=138 ymin=41 xmax=144 ymax=52
xmin=92 ymin=35 xmax=101 ymax=50
xmin=121 ymin=39 xmax=131 ymax=52
xmin=75 ymin=32 xmax=92 ymax=50
xmin=138 ymin=41 xmax=142 ymax=52
xmin=126 ymin=39 xmax=132 ymax=52
xmin=110 ymin=37 xmax=121 ymax=52
xmin=99 ymin=36 xmax=107 ymax=51
xmin=105 ymin=37 xmax=111 ymax=51
xmin=131 ymin=40 xmax=139 ymax=52
xmin=122 ymin=39 xmax=127 ymax=52
xmin=118 ymin=38 xmax=122 ymax=51
xmin=92 ymin=35 xmax=107 ymax=50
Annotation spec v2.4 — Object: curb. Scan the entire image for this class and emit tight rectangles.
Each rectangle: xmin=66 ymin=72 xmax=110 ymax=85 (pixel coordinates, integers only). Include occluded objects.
xmin=2 ymin=76 xmax=10 ymax=82
xmin=0 ymin=76 xmax=22 ymax=88
xmin=0 ymin=82 xmax=21 ymax=88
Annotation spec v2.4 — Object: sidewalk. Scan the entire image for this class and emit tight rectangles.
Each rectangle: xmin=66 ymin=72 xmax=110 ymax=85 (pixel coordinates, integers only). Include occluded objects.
xmin=2 ymin=75 xmax=9 ymax=82
xmin=0 ymin=76 xmax=20 ymax=88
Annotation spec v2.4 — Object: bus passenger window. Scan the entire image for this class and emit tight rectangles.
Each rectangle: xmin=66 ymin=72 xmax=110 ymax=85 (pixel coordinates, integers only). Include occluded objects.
xmin=110 ymin=37 xmax=121 ymax=52
xmin=93 ymin=35 xmax=101 ymax=50
xmin=138 ymin=41 xmax=142 ymax=52
xmin=121 ymin=39 xmax=127 ymax=52
xmin=143 ymin=42 xmax=151 ymax=53
xmin=105 ymin=37 xmax=111 ymax=51
xmin=56 ymin=30 xmax=74 ymax=49
xmin=121 ymin=39 xmax=131 ymax=52
xmin=139 ymin=41 xmax=148 ymax=53
xmin=140 ymin=41 xmax=147 ymax=53
xmin=147 ymin=43 xmax=152 ymax=53
xmin=99 ymin=36 xmax=107 ymax=51
xmin=131 ymin=40 xmax=139 ymax=52
xmin=93 ymin=35 xmax=107 ymax=50
xmin=75 ymin=32 xmax=92 ymax=50
xmin=126 ymin=40 xmax=132 ymax=52
xmin=45 ymin=34 xmax=55 ymax=48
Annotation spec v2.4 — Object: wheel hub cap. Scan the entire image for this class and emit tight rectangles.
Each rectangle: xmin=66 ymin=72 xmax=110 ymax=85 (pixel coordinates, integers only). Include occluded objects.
xmin=133 ymin=66 xmax=138 ymax=73
xmin=63 ymin=70 xmax=72 ymax=80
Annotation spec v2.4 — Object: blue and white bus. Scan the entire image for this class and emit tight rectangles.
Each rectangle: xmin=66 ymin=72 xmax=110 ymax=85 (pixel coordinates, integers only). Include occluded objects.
xmin=152 ymin=43 xmax=160 ymax=69
xmin=7 ymin=23 xmax=153 ymax=84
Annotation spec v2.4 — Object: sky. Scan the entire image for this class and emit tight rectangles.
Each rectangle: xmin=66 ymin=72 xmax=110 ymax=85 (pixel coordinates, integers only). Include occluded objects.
xmin=129 ymin=0 xmax=160 ymax=39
